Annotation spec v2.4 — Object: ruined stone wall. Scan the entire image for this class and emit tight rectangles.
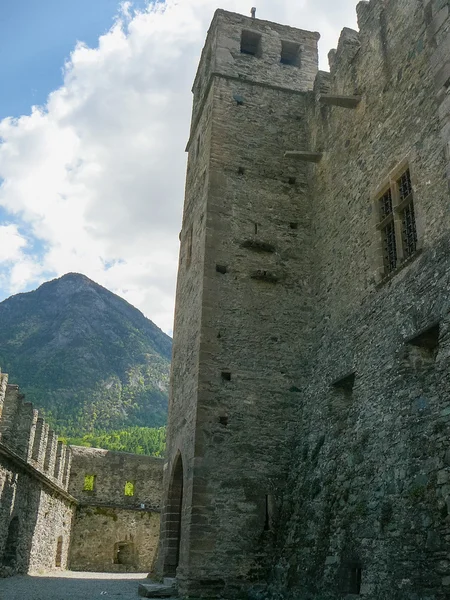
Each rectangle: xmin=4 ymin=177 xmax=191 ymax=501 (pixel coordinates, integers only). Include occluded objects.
xmin=68 ymin=446 xmax=163 ymax=572
xmin=0 ymin=375 xmax=76 ymax=577
xmin=269 ymin=1 xmax=450 ymax=599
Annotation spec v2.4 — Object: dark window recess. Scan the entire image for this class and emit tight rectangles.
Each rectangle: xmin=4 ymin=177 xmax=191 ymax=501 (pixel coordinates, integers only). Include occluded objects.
xmin=241 ymin=240 xmax=275 ymax=253
xmin=288 ymin=177 xmax=297 ymax=185
xmin=216 ymin=265 xmax=228 ymax=274
xmin=406 ymin=323 xmax=440 ymax=352
xmin=219 ymin=415 xmax=228 ymax=427
xmin=332 ymin=372 xmax=356 ymax=395
xmin=382 ymin=221 xmax=397 ymax=273
xmin=238 ymin=167 xmax=245 ymax=175
xmin=241 ymin=30 xmax=262 ymax=56
xmin=290 ymin=222 xmax=298 ymax=230
xmin=251 ymin=270 xmax=279 ymax=283
xmin=254 ymin=223 xmax=258 ymax=235
xmin=341 ymin=564 xmax=362 ymax=595
xmin=280 ymin=41 xmax=301 ymax=66
xmin=221 ymin=371 xmax=231 ymax=381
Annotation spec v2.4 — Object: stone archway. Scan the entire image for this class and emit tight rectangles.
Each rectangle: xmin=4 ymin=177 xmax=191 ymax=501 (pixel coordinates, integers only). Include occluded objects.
xmin=163 ymin=452 xmax=184 ymax=576
xmin=2 ymin=516 xmax=19 ymax=568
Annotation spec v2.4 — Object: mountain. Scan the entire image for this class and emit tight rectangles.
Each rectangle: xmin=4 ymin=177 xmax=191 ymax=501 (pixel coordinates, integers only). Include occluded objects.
xmin=0 ymin=273 xmax=172 ymax=437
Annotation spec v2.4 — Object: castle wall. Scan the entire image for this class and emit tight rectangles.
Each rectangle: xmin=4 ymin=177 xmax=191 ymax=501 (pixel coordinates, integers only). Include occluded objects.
xmin=270 ymin=1 xmax=450 ymax=599
xmin=0 ymin=376 xmax=76 ymax=577
xmin=159 ymin=9 xmax=320 ymax=597
xmin=68 ymin=446 xmax=163 ymax=573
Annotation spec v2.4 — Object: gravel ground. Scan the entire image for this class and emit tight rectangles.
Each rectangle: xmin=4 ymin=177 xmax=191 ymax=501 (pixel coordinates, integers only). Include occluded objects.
xmin=0 ymin=571 xmax=148 ymax=600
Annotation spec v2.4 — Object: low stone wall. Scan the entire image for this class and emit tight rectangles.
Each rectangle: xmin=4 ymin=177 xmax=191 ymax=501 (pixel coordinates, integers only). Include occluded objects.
xmin=68 ymin=446 xmax=163 ymax=573
xmin=0 ymin=449 xmax=75 ymax=577
xmin=69 ymin=505 xmax=160 ymax=572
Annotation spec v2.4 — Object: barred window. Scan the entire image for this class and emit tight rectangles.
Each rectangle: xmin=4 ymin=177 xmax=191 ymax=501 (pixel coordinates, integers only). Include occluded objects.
xmin=377 ymin=167 xmax=418 ymax=277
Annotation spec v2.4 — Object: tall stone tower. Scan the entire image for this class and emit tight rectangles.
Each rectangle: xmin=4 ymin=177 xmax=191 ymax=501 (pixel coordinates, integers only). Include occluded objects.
xmin=158 ymin=10 xmax=319 ymax=597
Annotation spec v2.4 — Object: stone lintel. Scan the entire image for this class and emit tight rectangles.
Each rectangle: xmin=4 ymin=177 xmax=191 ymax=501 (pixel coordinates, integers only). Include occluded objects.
xmin=284 ymin=151 xmax=323 ymax=163
xmin=319 ymin=94 xmax=361 ymax=108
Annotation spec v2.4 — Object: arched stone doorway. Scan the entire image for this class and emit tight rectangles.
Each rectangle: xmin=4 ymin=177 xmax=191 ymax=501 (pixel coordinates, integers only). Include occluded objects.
xmin=2 ymin=516 xmax=19 ymax=568
xmin=163 ymin=452 xmax=184 ymax=576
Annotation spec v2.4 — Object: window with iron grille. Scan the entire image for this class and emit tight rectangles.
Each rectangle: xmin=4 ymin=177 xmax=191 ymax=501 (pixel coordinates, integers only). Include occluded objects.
xmin=376 ymin=167 xmax=418 ymax=277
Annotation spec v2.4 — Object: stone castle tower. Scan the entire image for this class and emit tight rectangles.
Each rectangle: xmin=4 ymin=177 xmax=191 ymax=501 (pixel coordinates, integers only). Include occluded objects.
xmin=159 ymin=1 xmax=450 ymax=599
xmin=158 ymin=9 xmax=320 ymax=595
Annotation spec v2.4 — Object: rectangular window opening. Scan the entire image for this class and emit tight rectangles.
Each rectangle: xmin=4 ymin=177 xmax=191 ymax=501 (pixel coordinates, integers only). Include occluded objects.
xmin=332 ymin=372 xmax=356 ymax=395
xmin=83 ymin=474 xmax=96 ymax=492
xmin=241 ymin=30 xmax=262 ymax=57
xmin=377 ymin=167 xmax=418 ymax=278
xmin=221 ymin=371 xmax=231 ymax=381
xmin=290 ymin=222 xmax=298 ymax=230
xmin=124 ymin=481 xmax=135 ymax=497
xmin=219 ymin=415 xmax=228 ymax=427
xmin=216 ymin=264 xmax=228 ymax=274
xmin=280 ymin=41 xmax=301 ymax=66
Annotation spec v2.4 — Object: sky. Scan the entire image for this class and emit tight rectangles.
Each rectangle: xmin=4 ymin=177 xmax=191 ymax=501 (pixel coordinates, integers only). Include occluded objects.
xmin=0 ymin=0 xmax=359 ymax=334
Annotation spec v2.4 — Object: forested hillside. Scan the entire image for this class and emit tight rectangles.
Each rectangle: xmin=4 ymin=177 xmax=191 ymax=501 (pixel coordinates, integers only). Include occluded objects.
xmin=0 ymin=273 xmax=172 ymax=454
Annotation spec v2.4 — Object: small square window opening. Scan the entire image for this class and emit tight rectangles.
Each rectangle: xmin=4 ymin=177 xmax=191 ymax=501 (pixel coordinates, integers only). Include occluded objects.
xmin=83 ymin=474 xmax=96 ymax=492
xmin=124 ymin=481 xmax=135 ymax=496
xmin=280 ymin=41 xmax=301 ymax=66
xmin=241 ymin=30 xmax=262 ymax=57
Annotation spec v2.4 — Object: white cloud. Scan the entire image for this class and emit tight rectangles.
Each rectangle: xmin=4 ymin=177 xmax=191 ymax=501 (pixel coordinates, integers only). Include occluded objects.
xmin=0 ymin=0 xmax=359 ymax=333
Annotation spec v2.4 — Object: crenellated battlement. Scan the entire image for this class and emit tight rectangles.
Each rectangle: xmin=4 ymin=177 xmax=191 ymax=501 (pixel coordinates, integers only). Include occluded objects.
xmin=0 ymin=371 xmax=71 ymax=492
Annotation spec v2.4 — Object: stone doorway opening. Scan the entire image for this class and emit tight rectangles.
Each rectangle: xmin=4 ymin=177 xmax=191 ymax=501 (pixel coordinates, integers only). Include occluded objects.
xmin=55 ymin=536 xmax=63 ymax=567
xmin=2 ymin=516 xmax=19 ymax=568
xmin=163 ymin=452 xmax=184 ymax=576
xmin=114 ymin=541 xmax=136 ymax=566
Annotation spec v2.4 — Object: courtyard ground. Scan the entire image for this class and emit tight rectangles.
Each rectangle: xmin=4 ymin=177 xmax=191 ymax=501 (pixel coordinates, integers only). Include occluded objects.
xmin=0 ymin=571 xmax=148 ymax=600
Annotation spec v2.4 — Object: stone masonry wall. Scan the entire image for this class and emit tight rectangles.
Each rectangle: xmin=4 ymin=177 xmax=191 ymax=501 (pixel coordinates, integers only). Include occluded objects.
xmin=68 ymin=446 xmax=163 ymax=572
xmin=159 ymin=9 xmax=320 ymax=597
xmin=268 ymin=1 xmax=450 ymax=599
xmin=0 ymin=374 xmax=76 ymax=577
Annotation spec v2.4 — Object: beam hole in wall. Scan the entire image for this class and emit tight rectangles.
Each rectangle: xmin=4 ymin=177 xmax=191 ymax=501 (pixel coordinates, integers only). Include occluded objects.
xmin=238 ymin=167 xmax=245 ymax=175
xmin=240 ymin=30 xmax=262 ymax=57
xmin=331 ymin=372 xmax=355 ymax=409
xmin=216 ymin=264 xmax=228 ymax=274
xmin=241 ymin=240 xmax=275 ymax=253
xmin=221 ymin=371 xmax=231 ymax=381
xmin=280 ymin=41 xmax=301 ymax=66
xmin=114 ymin=541 xmax=136 ymax=566
xmin=404 ymin=322 xmax=440 ymax=369
xmin=55 ymin=536 xmax=63 ymax=567
xmin=219 ymin=415 xmax=228 ymax=427
xmin=264 ymin=494 xmax=274 ymax=531
xmin=290 ymin=223 xmax=298 ymax=230
xmin=288 ymin=177 xmax=297 ymax=185
xmin=406 ymin=322 xmax=439 ymax=352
